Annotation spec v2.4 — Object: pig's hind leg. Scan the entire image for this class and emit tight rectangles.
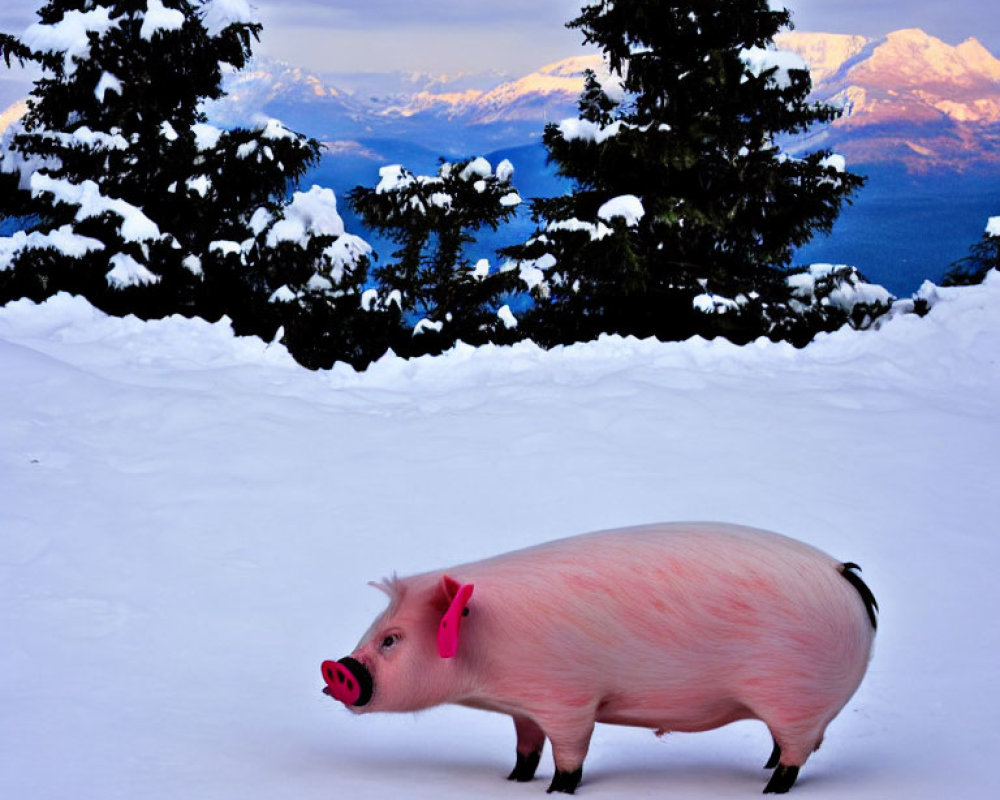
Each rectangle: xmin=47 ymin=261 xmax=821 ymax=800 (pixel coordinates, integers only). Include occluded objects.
xmin=760 ymin=720 xmax=827 ymax=793
xmin=508 ymin=716 xmax=546 ymax=782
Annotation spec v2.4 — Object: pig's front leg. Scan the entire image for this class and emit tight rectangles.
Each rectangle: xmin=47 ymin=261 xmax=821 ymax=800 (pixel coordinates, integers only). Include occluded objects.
xmin=508 ymin=715 xmax=546 ymax=782
xmin=537 ymin=715 xmax=595 ymax=795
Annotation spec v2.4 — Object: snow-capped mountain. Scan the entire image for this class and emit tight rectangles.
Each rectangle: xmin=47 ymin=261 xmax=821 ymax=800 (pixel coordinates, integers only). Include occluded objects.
xmin=0 ymin=99 xmax=28 ymax=134
xmin=202 ymin=55 xmax=606 ymax=154
xmin=196 ymin=29 xmax=1000 ymax=173
xmin=7 ymin=27 xmax=997 ymax=171
xmin=777 ymin=28 xmax=1000 ymax=170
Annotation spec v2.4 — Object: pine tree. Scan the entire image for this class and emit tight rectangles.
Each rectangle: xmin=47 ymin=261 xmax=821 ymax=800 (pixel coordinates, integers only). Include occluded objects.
xmin=507 ymin=0 xmax=865 ymax=346
xmin=349 ymin=156 xmax=524 ymax=357
xmin=0 ymin=1 xmax=380 ymax=368
xmin=943 ymin=216 xmax=1000 ymax=286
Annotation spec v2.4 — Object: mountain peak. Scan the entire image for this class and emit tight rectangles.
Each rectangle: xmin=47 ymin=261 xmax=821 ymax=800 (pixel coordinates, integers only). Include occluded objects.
xmin=857 ymin=28 xmax=1000 ymax=87
xmin=774 ymin=32 xmax=870 ymax=85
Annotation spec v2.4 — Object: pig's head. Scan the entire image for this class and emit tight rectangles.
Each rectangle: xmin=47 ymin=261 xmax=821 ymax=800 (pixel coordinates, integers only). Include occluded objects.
xmin=322 ymin=574 xmax=475 ymax=713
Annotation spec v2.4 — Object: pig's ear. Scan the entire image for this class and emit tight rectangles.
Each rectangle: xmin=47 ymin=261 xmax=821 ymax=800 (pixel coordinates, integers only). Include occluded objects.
xmin=435 ymin=574 xmax=474 ymax=659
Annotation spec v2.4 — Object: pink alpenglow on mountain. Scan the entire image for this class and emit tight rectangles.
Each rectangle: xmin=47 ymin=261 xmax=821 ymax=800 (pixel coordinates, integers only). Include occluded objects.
xmin=321 ymin=522 xmax=878 ymax=794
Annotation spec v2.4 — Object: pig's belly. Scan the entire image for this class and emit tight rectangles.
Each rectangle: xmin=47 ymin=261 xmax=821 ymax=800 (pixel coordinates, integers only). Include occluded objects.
xmin=596 ymin=692 xmax=754 ymax=733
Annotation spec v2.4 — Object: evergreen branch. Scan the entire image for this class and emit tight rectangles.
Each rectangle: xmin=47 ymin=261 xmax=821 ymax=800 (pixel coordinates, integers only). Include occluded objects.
xmin=0 ymin=33 xmax=33 ymax=68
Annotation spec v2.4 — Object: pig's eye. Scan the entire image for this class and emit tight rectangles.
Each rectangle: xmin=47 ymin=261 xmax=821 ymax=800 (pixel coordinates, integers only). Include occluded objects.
xmin=380 ymin=633 xmax=401 ymax=651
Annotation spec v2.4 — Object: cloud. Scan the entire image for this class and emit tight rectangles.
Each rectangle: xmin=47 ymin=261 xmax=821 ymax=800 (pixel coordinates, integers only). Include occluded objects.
xmin=257 ymin=0 xmax=580 ymax=29
xmin=781 ymin=0 xmax=997 ymax=48
xmin=254 ymin=0 xmax=586 ymax=74
xmin=1 ymin=2 xmax=38 ymax=32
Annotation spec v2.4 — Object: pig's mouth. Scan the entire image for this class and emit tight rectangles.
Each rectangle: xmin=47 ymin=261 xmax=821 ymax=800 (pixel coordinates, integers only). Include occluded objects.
xmin=321 ymin=657 xmax=373 ymax=708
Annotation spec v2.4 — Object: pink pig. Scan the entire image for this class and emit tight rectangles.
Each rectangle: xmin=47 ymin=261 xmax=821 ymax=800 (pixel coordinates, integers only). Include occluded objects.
xmin=321 ymin=522 xmax=877 ymax=794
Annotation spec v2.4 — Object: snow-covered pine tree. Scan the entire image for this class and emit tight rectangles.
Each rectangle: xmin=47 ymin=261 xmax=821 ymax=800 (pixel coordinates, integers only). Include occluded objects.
xmin=349 ymin=157 xmax=524 ymax=357
xmin=0 ymin=1 xmax=379 ymax=368
xmin=943 ymin=215 xmax=1000 ymax=286
xmin=506 ymin=0 xmax=865 ymax=346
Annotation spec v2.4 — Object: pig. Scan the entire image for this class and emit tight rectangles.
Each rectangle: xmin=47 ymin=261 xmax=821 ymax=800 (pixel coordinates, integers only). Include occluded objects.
xmin=321 ymin=522 xmax=878 ymax=794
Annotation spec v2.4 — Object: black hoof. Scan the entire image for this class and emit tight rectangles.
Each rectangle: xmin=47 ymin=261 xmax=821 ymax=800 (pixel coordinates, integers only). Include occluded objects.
xmin=547 ymin=767 xmax=583 ymax=794
xmin=763 ymin=764 xmax=800 ymax=794
xmin=507 ymin=750 xmax=541 ymax=782
xmin=765 ymin=740 xmax=781 ymax=770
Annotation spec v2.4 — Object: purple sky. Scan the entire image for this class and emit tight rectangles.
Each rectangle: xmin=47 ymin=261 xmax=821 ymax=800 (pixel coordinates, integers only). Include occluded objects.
xmin=0 ymin=1 xmax=997 ymax=76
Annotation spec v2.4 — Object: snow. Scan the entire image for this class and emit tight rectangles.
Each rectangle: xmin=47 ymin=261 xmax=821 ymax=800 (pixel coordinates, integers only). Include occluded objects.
xmin=471 ymin=259 xmax=490 ymax=281
xmin=182 ymin=254 xmax=203 ymax=276
xmin=547 ymin=217 xmax=614 ymax=241
xmin=260 ymin=118 xmax=297 ymax=141
xmin=499 ymin=191 xmax=522 ymax=208
xmin=820 ymin=154 xmax=847 ymax=173
xmin=200 ymin=0 xmax=259 ymax=38
xmin=192 ymin=122 xmax=224 ymax=151
xmin=496 ymin=305 xmax=518 ymax=329
xmin=495 ymin=159 xmax=515 ymax=183
xmin=209 ymin=239 xmax=244 ymax=257
xmin=739 ymin=47 xmax=810 ymax=88
xmin=597 ymin=194 xmax=645 ymax=226
xmin=160 ymin=121 xmax=179 ymax=141
xmin=323 ymin=234 xmax=372 ymax=285
xmin=558 ymin=118 xmax=627 ymax=144
xmin=30 ymin=174 xmax=161 ymax=243
xmin=414 ymin=317 xmax=444 ymax=335
xmin=986 ymin=216 xmax=1000 ymax=237
xmin=249 ymin=207 xmax=273 ymax=236
xmin=265 ymin=185 xmax=346 ymax=248
xmin=94 ymin=72 xmax=123 ymax=103
xmin=140 ymin=0 xmax=186 ymax=42
xmin=21 ymin=8 xmax=120 ymax=77
xmin=186 ymin=175 xmax=212 ymax=198
xmin=0 ymin=225 xmax=105 ymax=270
xmin=459 ymin=157 xmax=492 ymax=181
xmin=788 ymin=264 xmax=895 ymax=315
xmin=269 ymin=285 xmax=297 ymax=304
xmin=558 ymin=119 xmax=671 ymax=145
xmin=515 ymin=252 xmax=557 ymax=291
xmin=375 ymin=164 xmax=414 ymax=194
xmin=693 ymin=293 xmax=740 ymax=315
xmin=106 ymin=252 xmax=161 ymax=289
xmin=2 ymin=274 xmax=1000 ymax=799
xmin=38 ymin=127 xmax=129 ymax=152
xmin=429 ymin=192 xmax=453 ymax=209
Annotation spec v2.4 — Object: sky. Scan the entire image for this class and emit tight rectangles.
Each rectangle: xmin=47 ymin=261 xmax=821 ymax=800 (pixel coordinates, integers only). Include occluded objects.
xmin=0 ymin=1 xmax=998 ymax=77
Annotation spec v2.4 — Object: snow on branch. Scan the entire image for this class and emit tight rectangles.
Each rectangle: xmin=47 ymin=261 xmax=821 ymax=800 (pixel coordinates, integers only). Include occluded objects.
xmin=598 ymin=195 xmax=645 ymax=226
xmin=265 ymin=185 xmax=346 ymax=248
xmin=739 ymin=47 xmax=809 ymax=89
xmin=107 ymin=252 xmax=161 ymax=288
xmin=557 ymin=119 xmax=671 ymax=145
xmin=199 ymin=0 xmax=260 ymax=38
xmin=21 ymin=7 xmax=121 ymax=76
xmin=141 ymin=0 xmax=186 ymax=41
xmin=1 ymin=226 xmax=105 ymax=271
xmin=30 ymin=174 xmax=162 ymax=242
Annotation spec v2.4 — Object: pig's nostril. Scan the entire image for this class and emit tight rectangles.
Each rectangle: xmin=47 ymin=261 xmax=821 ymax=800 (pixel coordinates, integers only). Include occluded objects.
xmin=337 ymin=672 xmax=345 ymax=684
xmin=347 ymin=679 xmax=354 ymax=690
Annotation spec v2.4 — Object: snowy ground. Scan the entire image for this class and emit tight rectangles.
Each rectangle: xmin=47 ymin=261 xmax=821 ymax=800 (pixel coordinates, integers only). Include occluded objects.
xmin=2 ymin=276 xmax=999 ymax=799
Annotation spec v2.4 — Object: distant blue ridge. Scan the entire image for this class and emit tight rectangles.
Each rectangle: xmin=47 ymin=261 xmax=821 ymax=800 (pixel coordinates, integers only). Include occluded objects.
xmin=308 ymin=141 xmax=1000 ymax=298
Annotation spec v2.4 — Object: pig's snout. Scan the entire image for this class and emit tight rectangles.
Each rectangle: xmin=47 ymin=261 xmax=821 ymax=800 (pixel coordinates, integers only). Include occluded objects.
xmin=321 ymin=657 xmax=373 ymax=707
